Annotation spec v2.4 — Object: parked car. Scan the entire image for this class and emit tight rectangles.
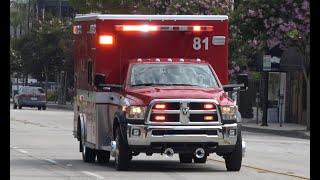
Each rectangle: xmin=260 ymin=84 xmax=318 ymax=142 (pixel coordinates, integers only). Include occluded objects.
xmin=13 ymin=86 xmax=46 ymax=110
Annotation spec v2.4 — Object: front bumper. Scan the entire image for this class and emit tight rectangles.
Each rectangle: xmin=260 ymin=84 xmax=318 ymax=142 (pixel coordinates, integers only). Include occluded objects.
xmin=127 ymin=123 xmax=239 ymax=147
xmin=19 ymin=100 xmax=46 ymax=107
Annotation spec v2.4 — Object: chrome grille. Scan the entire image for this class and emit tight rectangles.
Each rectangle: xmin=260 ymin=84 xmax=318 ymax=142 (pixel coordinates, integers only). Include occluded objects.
xmin=147 ymin=99 xmax=220 ymax=125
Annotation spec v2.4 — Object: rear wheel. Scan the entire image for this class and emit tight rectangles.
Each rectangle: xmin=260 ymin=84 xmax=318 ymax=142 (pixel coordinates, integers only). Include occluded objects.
xmin=13 ymin=103 xmax=17 ymax=109
xmin=18 ymin=105 xmax=22 ymax=109
xmin=38 ymin=107 xmax=41 ymax=110
xmin=224 ymin=132 xmax=242 ymax=171
xmin=179 ymin=153 xmax=193 ymax=163
xmin=42 ymin=106 xmax=46 ymax=110
xmin=80 ymin=128 xmax=96 ymax=163
xmin=96 ymin=150 xmax=110 ymax=163
xmin=114 ymin=128 xmax=131 ymax=170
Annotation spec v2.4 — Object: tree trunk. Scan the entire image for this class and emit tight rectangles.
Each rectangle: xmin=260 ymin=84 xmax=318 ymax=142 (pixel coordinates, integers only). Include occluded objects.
xmin=306 ymin=78 xmax=310 ymax=131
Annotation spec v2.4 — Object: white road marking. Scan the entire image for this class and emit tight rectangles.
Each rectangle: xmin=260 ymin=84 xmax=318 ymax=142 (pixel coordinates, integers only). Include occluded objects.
xmin=44 ymin=159 xmax=57 ymax=164
xmin=81 ymin=171 xmax=104 ymax=179
xmin=18 ymin=149 xmax=28 ymax=154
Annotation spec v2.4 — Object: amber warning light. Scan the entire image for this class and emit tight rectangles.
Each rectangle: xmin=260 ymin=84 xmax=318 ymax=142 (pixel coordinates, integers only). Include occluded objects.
xmin=99 ymin=35 xmax=113 ymax=45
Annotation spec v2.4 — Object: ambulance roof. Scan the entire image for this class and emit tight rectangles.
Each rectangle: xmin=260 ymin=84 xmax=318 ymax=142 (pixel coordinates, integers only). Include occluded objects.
xmin=75 ymin=14 xmax=228 ymax=22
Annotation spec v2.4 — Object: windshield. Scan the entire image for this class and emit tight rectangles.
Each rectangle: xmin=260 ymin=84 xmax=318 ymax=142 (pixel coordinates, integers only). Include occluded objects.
xmin=20 ymin=87 xmax=44 ymax=94
xmin=129 ymin=64 xmax=219 ymax=88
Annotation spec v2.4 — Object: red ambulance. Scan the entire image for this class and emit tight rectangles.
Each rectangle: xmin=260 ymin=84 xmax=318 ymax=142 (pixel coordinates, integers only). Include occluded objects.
xmin=73 ymin=14 xmax=247 ymax=171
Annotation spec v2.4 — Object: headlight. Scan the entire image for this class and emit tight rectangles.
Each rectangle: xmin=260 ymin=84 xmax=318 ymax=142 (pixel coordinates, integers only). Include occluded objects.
xmin=221 ymin=105 xmax=237 ymax=120
xmin=125 ymin=106 xmax=147 ymax=119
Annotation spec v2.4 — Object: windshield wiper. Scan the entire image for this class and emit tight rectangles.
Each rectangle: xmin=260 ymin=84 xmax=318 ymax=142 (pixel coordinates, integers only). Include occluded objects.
xmin=131 ymin=83 xmax=200 ymax=87
xmin=131 ymin=83 xmax=169 ymax=87
xmin=167 ymin=83 xmax=200 ymax=86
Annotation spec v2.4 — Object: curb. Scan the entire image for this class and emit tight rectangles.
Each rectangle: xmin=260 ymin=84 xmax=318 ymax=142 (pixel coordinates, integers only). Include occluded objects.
xmin=46 ymin=104 xmax=73 ymax=111
xmin=242 ymin=125 xmax=310 ymax=139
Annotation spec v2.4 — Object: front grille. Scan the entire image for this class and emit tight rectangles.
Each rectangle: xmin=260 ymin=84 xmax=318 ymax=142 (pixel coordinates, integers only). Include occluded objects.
xmin=152 ymin=130 xmax=218 ymax=136
xmin=149 ymin=100 xmax=219 ymax=123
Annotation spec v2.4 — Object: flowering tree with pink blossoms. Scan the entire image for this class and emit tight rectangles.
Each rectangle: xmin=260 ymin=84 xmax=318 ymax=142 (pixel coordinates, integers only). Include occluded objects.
xmin=233 ymin=0 xmax=310 ymax=129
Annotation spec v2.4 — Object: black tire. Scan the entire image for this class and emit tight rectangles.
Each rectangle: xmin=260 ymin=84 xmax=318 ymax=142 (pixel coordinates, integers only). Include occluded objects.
xmin=81 ymin=140 xmax=96 ymax=163
xmin=193 ymin=155 xmax=207 ymax=163
xmin=224 ymin=132 xmax=242 ymax=171
xmin=114 ymin=128 xmax=131 ymax=171
xmin=38 ymin=107 xmax=41 ymax=110
xmin=18 ymin=105 xmax=22 ymax=109
xmin=96 ymin=150 xmax=110 ymax=163
xmin=13 ymin=104 xmax=17 ymax=109
xmin=42 ymin=106 xmax=46 ymax=110
xmin=179 ymin=153 xmax=193 ymax=163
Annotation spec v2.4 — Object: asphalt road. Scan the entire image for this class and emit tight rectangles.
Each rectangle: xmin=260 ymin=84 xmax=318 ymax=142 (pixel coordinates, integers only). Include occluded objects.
xmin=10 ymin=106 xmax=310 ymax=180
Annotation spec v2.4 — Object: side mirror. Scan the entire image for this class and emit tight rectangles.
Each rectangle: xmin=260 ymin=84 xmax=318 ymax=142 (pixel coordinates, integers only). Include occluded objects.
xmin=94 ymin=73 xmax=106 ymax=89
xmin=223 ymin=84 xmax=243 ymax=92
xmin=237 ymin=74 xmax=248 ymax=91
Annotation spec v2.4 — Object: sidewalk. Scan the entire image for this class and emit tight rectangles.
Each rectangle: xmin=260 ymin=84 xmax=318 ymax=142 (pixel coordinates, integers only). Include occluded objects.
xmin=241 ymin=107 xmax=310 ymax=139
xmin=46 ymin=101 xmax=73 ymax=110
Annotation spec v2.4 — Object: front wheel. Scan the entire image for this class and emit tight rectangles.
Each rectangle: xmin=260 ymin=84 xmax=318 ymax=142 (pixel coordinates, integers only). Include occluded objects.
xmin=224 ymin=132 xmax=242 ymax=171
xmin=38 ymin=107 xmax=41 ymax=110
xmin=42 ymin=106 xmax=46 ymax=110
xmin=114 ymin=128 xmax=131 ymax=171
xmin=13 ymin=103 xmax=17 ymax=109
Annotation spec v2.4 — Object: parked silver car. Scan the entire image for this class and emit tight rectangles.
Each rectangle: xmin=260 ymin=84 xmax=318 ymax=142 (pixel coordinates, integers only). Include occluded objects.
xmin=13 ymin=86 xmax=46 ymax=110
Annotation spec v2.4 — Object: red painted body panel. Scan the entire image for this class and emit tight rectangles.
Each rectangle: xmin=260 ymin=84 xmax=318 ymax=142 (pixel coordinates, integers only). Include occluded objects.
xmin=92 ymin=18 xmax=228 ymax=85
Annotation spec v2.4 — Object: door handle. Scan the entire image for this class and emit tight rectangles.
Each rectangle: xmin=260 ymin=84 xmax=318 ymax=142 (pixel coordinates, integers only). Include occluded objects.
xmin=110 ymin=97 xmax=114 ymax=101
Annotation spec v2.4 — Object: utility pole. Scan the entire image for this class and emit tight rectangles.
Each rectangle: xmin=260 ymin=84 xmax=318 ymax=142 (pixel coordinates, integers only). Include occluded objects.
xmin=261 ymin=72 xmax=269 ymax=126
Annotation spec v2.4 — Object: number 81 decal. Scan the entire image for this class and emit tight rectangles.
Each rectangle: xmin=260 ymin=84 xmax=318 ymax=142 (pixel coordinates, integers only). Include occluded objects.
xmin=193 ymin=36 xmax=225 ymax=50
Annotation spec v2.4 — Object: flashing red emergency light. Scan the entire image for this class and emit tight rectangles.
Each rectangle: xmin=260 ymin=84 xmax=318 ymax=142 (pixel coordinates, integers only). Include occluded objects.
xmin=204 ymin=115 xmax=214 ymax=121
xmin=193 ymin=26 xmax=201 ymax=31
xmin=154 ymin=104 xmax=166 ymax=110
xmin=115 ymin=25 xmax=213 ymax=32
xmin=99 ymin=35 xmax=113 ymax=45
xmin=116 ymin=25 xmax=158 ymax=32
xmin=154 ymin=115 xmax=166 ymax=121
xmin=204 ymin=103 xmax=215 ymax=110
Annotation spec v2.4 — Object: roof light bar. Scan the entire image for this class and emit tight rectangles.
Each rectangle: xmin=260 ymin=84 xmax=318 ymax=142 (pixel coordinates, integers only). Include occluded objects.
xmin=193 ymin=26 xmax=201 ymax=31
xmin=116 ymin=25 xmax=158 ymax=32
xmin=115 ymin=25 xmax=213 ymax=32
